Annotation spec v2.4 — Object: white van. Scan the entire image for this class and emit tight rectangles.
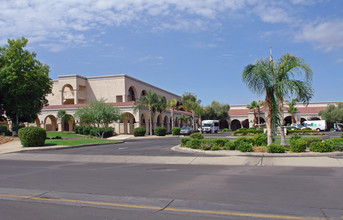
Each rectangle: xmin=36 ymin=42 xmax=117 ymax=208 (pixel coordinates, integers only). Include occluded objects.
xmin=201 ymin=120 xmax=219 ymax=133
xmin=303 ymin=120 xmax=327 ymax=131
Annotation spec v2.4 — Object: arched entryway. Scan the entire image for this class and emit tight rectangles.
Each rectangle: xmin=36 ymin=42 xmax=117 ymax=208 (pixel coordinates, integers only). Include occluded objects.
xmin=163 ymin=115 xmax=169 ymax=131
xmin=230 ymin=119 xmax=241 ymax=131
xmin=62 ymin=114 xmax=75 ymax=132
xmin=44 ymin=115 xmax=58 ymax=131
xmin=122 ymin=112 xmax=135 ymax=134
xmin=242 ymin=119 xmax=249 ymax=128
xmin=175 ymin=117 xmax=179 ymax=128
xmin=219 ymin=120 xmax=229 ymax=129
xmin=156 ymin=114 xmax=162 ymax=127
xmin=128 ymin=86 xmax=137 ymax=101
xmin=140 ymin=90 xmax=147 ymax=100
xmin=284 ymin=116 xmax=292 ymax=126
xmin=140 ymin=113 xmax=147 ymax=131
xmin=62 ymin=84 xmax=75 ymax=105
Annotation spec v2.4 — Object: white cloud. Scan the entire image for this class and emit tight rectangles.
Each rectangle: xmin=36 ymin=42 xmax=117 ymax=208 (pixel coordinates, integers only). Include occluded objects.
xmin=296 ymin=20 xmax=343 ymax=51
xmin=254 ymin=3 xmax=292 ymax=24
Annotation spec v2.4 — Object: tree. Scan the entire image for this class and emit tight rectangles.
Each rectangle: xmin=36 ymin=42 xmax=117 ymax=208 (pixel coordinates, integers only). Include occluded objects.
xmin=74 ymin=99 xmax=122 ymax=138
xmin=319 ymin=103 xmax=343 ymax=125
xmin=274 ymin=53 xmax=313 ymax=146
xmin=242 ymin=53 xmax=313 ymax=146
xmin=167 ymin=98 xmax=178 ymax=129
xmin=179 ymin=93 xmax=201 ymax=130
xmin=256 ymin=100 xmax=264 ymax=127
xmin=286 ymin=99 xmax=298 ymax=124
xmin=247 ymin=101 xmax=258 ymax=126
xmin=57 ymin=110 xmax=72 ymax=133
xmin=203 ymin=100 xmax=230 ymax=121
xmin=179 ymin=114 xmax=191 ymax=126
xmin=133 ymin=91 xmax=166 ymax=136
xmin=0 ymin=37 xmax=52 ymax=125
xmin=194 ymin=105 xmax=205 ymax=130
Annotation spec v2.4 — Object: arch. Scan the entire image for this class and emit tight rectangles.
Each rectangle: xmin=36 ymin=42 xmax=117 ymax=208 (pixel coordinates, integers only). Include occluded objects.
xmin=44 ymin=115 xmax=58 ymax=131
xmin=156 ymin=114 xmax=162 ymax=127
xmin=175 ymin=117 xmax=179 ymax=127
xmin=256 ymin=117 xmax=265 ymax=125
xmin=62 ymin=114 xmax=75 ymax=132
xmin=163 ymin=115 xmax=169 ymax=130
xmin=62 ymin=84 xmax=75 ymax=105
xmin=128 ymin=86 xmax=137 ymax=101
xmin=140 ymin=90 xmax=147 ymax=100
xmin=284 ymin=116 xmax=292 ymax=126
xmin=121 ymin=112 xmax=136 ymax=134
xmin=242 ymin=119 xmax=249 ymax=128
xmin=140 ymin=113 xmax=147 ymax=131
xmin=308 ymin=117 xmax=320 ymax=121
xmin=300 ymin=117 xmax=306 ymax=124
xmin=230 ymin=119 xmax=241 ymax=131
xmin=219 ymin=120 xmax=229 ymax=129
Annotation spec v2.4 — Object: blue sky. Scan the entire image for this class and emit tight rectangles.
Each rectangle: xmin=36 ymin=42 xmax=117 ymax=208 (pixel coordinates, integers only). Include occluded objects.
xmin=1 ymin=0 xmax=342 ymax=105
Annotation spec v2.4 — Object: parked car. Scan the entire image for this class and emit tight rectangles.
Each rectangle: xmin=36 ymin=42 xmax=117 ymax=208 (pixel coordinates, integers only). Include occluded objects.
xmin=180 ymin=127 xmax=194 ymax=135
xmin=290 ymin=123 xmax=306 ymax=130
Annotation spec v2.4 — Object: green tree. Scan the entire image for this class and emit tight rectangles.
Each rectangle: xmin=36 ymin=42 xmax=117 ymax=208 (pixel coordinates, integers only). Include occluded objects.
xmin=286 ymin=99 xmax=298 ymax=124
xmin=0 ymin=37 xmax=52 ymax=125
xmin=179 ymin=114 xmax=191 ymax=126
xmin=74 ymin=99 xmax=122 ymax=138
xmin=133 ymin=91 xmax=166 ymax=136
xmin=242 ymin=53 xmax=313 ymax=146
xmin=57 ymin=110 xmax=72 ymax=134
xmin=247 ymin=101 xmax=258 ymax=126
xmin=203 ymin=100 xmax=230 ymax=121
xmin=179 ymin=93 xmax=201 ymax=130
xmin=167 ymin=98 xmax=178 ymax=129
xmin=319 ymin=103 xmax=343 ymax=125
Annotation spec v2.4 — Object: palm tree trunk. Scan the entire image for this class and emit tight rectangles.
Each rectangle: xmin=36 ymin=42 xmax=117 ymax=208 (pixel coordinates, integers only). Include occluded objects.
xmin=278 ymin=98 xmax=286 ymax=146
xmin=149 ymin=108 xmax=153 ymax=136
xmin=291 ymin=114 xmax=295 ymax=124
xmin=171 ymin=109 xmax=174 ymax=129
xmin=257 ymin=107 xmax=261 ymax=128
xmin=192 ymin=111 xmax=195 ymax=129
xmin=265 ymin=95 xmax=273 ymax=146
xmin=253 ymin=110 xmax=257 ymax=126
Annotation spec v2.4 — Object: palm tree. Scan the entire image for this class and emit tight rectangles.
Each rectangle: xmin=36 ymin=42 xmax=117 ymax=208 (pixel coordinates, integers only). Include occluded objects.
xmin=247 ymin=101 xmax=258 ymax=126
xmin=179 ymin=93 xmax=201 ymax=130
xmin=167 ymin=98 xmax=178 ymax=129
xmin=133 ymin=91 xmax=166 ymax=136
xmin=242 ymin=53 xmax=313 ymax=146
xmin=256 ymin=100 xmax=264 ymax=127
xmin=286 ymin=99 xmax=298 ymax=124
xmin=179 ymin=114 xmax=191 ymax=127
xmin=194 ymin=105 xmax=205 ymax=131
xmin=274 ymin=53 xmax=313 ymax=146
xmin=57 ymin=109 xmax=72 ymax=135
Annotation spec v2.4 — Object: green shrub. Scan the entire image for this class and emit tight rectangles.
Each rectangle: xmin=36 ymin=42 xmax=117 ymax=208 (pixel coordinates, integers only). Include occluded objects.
xmin=301 ymin=137 xmax=323 ymax=147
xmin=290 ymin=139 xmax=307 ymax=152
xmin=221 ymin=128 xmax=230 ymax=132
xmin=223 ymin=142 xmax=235 ymax=150
xmin=73 ymin=125 xmax=79 ymax=133
xmin=180 ymin=137 xmax=191 ymax=146
xmin=0 ymin=126 xmax=11 ymax=136
xmin=303 ymin=127 xmax=312 ymax=131
xmin=18 ymin=127 xmax=46 ymax=147
xmin=186 ymin=139 xmax=201 ymax=149
xmin=104 ymin=127 xmax=114 ymax=138
xmin=172 ymin=127 xmax=181 ymax=135
xmin=341 ymin=133 xmax=343 ymax=139
xmin=154 ymin=127 xmax=166 ymax=136
xmin=269 ymin=144 xmax=285 ymax=153
xmin=78 ymin=125 xmax=85 ymax=134
xmin=310 ymin=142 xmax=333 ymax=152
xmin=211 ymin=138 xmax=229 ymax=147
xmin=133 ymin=127 xmax=146 ymax=137
xmin=327 ymin=138 xmax=343 ymax=151
xmin=83 ymin=126 xmax=92 ymax=135
xmin=199 ymin=139 xmax=213 ymax=150
xmin=190 ymin=132 xmax=204 ymax=140
xmin=234 ymin=137 xmax=252 ymax=147
xmin=236 ymin=142 xmax=252 ymax=152
xmin=211 ymin=144 xmax=221 ymax=151
xmin=251 ymin=133 xmax=267 ymax=146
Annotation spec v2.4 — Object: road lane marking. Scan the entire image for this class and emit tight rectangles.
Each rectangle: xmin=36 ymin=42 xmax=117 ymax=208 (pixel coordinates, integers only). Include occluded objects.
xmin=0 ymin=194 xmax=322 ymax=219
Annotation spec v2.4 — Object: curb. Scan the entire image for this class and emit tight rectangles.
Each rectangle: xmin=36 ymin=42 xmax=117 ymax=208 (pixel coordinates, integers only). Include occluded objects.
xmin=16 ymin=141 xmax=125 ymax=153
xmin=172 ymin=146 xmax=343 ymax=157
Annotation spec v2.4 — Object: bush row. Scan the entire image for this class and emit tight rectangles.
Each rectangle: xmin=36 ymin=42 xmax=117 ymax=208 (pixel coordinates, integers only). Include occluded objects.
xmin=233 ymin=128 xmax=264 ymax=136
xmin=18 ymin=127 xmax=46 ymax=147
xmin=74 ymin=125 xmax=114 ymax=138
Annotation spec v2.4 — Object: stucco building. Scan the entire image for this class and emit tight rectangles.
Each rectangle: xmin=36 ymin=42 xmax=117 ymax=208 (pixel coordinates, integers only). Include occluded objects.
xmin=24 ymin=74 xmax=193 ymax=135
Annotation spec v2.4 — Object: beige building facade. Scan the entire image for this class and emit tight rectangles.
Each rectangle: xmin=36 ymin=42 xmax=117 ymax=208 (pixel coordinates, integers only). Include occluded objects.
xmin=22 ymin=74 xmax=194 ymax=135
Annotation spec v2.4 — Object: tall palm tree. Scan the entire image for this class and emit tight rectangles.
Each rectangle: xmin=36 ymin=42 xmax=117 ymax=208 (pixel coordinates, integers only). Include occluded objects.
xmin=247 ymin=101 xmax=258 ymax=126
xmin=179 ymin=93 xmax=201 ymax=130
xmin=286 ymin=99 xmax=298 ymax=124
xmin=256 ymin=100 xmax=264 ymax=127
xmin=133 ymin=91 xmax=166 ymax=136
xmin=167 ymin=98 xmax=178 ymax=129
xmin=242 ymin=53 xmax=313 ymax=146
xmin=194 ymin=105 xmax=205 ymax=131
xmin=274 ymin=53 xmax=313 ymax=146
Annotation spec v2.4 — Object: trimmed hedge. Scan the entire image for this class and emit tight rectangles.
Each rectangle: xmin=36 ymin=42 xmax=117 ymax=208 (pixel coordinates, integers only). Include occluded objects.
xmin=172 ymin=127 xmax=181 ymax=135
xmin=290 ymin=139 xmax=307 ymax=152
xmin=221 ymin=128 xmax=231 ymax=132
xmin=133 ymin=127 xmax=146 ymax=137
xmin=251 ymin=133 xmax=267 ymax=146
xmin=180 ymin=137 xmax=191 ymax=146
xmin=154 ymin=127 xmax=166 ymax=136
xmin=269 ymin=144 xmax=285 ymax=153
xmin=186 ymin=139 xmax=201 ymax=149
xmin=190 ymin=133 xmax=204 ymax=140
xmin=233 ymin=128 xmax=263 ymax=136
xmin=310 ymin=142 xmax=333 ymax=152
xmin=301 ymin=137 xmax=323 ymax=147
xmin=326 ymin=138 xmax=343 ymax=151
xmin=236 ymin=142 xmax=252 ymax=152
xmin=210 ymin=138 xmax=229 ymax=147
xmin=223 ymin=141 xmax=235 ymax=150
xmin=18 ymin=127 xmax=46 ymax=147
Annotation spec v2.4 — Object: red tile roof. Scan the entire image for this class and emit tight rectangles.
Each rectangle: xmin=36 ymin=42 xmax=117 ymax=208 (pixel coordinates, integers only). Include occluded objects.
xmin=228 ymin=106 xmax=326 ymax=116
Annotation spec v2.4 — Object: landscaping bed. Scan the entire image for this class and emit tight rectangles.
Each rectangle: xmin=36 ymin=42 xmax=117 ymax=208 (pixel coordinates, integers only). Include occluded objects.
xmin=0 ymin=136 xmax=17 ymax=145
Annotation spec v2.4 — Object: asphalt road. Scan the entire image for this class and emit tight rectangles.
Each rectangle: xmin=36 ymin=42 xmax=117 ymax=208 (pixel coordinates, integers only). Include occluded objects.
xmin=0 ymin=159 xmax=342 ymax=219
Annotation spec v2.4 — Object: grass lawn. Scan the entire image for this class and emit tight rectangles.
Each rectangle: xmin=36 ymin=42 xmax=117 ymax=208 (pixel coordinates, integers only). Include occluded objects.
xmin=45 ymin=139 xmax=120 ymax=146
xmin=46 ymin=131 xmax=87 ymax=138
xmin=274 ymin=138 xmax=291 ymax=145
